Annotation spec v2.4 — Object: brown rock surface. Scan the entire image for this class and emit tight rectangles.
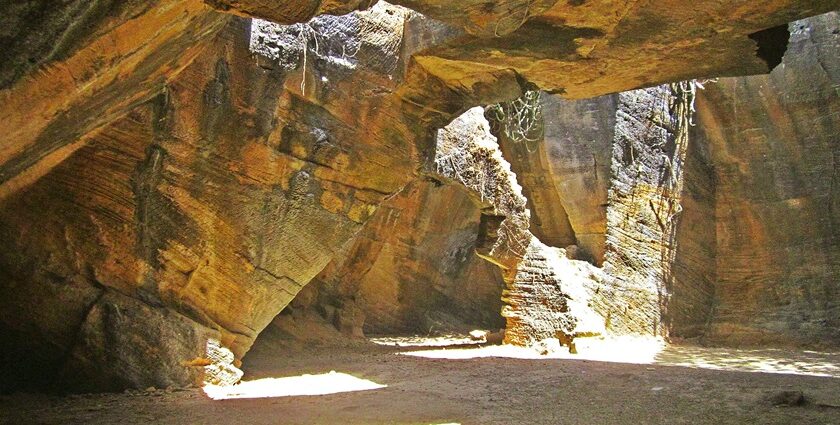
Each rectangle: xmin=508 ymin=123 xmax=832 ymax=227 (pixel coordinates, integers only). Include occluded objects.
xmin=0 ymin=0 xmax=229 ymax=201
xmin=398 ymin=0 xmax=840 ymax=98
xmin=494 ymin=11 xmax=840 ymax=347
xmin=210 ymin=0 xmax=840 ymax=98
xmin=0 ymin=2 xmax=530 ymax=392
xmin=0 ymin=7 xmax=424 ymax=391
xmin=495 ymin=84 xmax=714 ymax=342
xmin=496 ymin=93 xmax=614 ymax=264
xmin=695 ymin=12 xmax=840 ymax=347
xmin=6 ymin=0 xmax=837 ymax=207
xmin=1 ymin=0 xmax=839 ymax=395
xmin=272 ymin=179 xmax=507 ymax=340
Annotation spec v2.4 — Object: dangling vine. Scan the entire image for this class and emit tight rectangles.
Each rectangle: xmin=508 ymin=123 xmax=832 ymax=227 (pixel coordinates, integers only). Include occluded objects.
xmin=486 ymin=89 xmax=545 ymax=152
xmin=250 ymin=3 xmax=408 ymax=96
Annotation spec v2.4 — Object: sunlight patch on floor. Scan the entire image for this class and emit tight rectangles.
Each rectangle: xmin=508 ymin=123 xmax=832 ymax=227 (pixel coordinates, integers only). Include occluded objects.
xmin=400 ymin=336 xmax=666 ymax=364
xmin=370 ymin=335 xmax=479 ymax=347
xmin=655 ymin=346 xmax=840 ymax=378
xmin=203 ymin=371 xmax=387 ymax=400
xmin=389 ymin=334 xmax=840 ymax=378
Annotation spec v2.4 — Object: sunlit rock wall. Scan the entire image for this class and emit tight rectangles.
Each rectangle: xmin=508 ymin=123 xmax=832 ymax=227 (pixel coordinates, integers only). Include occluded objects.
xmin=497 ymin=94 xmax=614 ymax=264
xmin=499 ymin=85 xmax=715 ymax=342
xmin=601 ymin=85 xmax=706 ymax=337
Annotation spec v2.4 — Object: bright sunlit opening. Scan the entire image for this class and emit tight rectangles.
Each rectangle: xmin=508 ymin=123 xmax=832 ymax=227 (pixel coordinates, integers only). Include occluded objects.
xmin=203 ymin=371 xmax=387 ymax=400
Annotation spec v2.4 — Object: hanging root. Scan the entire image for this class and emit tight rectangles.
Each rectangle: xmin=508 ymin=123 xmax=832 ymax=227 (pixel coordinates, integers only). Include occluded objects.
xmin=486 ymin=89 xmax=545 ymax=151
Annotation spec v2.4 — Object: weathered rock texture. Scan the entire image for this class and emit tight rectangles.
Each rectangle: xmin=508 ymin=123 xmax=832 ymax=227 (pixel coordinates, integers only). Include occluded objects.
xmin=0 ymin=0 xmax=229 ymax=201
xmin=501 ymin=237 xmax=609 ymax=345
xmin=0 ymin=1 xmax=533 ymax=393
xmin=204 ymin=0 xmax=376 ymax=25
xmin=496 ymin=94 xmax=614 ymax=264
xmin=4 ymin=0 xmax=837 ymax=206
xmin=2 ymin=0 xmax=840 ymax=394
xmin=695 ymin=12 xmax=840 ymax=347
xmin=0 ymin=5 xmax=429 ymax=392
xmin=496 ymin=83 xmax=711 ymax=344
xmin=601 ymin=84 xmax=708 ymax=338
xmin=271 ymin=178 xmax=507 ymax=341
xmin=209 ymin=0 xmax=840 ymax=98
xmin=496 ymin=11 xmax=840 ymax=347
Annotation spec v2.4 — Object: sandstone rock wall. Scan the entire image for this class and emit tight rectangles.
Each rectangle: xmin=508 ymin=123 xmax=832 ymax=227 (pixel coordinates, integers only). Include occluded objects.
xmin=498 ymin=84 xmax=716 ymax=342
xmin=500 ymin=11 xmax=840 ymax=347
xmin=696 ymin=12 xmax=840 ymax=347
xmin=0 ymin=8 xmax=427 ymax=391
xmin=269 ymin=178 xmax=507 ymax=341
xmin=0 ymin=2 xmax=531 ymax=392
xmin=602 ymin=85 xmax=707 ymax=337
xmin=2 ymin=0 xmax=840 ymax=394
xmin=497 ymin=94 xmax=614 ymax=264
xmin=0 ymin=0 xmax=230 ymax=201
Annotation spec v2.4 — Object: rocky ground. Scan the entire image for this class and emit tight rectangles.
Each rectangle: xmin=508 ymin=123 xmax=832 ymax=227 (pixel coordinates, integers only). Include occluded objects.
xmin=1 ymin=335 xmax=838 ymax=425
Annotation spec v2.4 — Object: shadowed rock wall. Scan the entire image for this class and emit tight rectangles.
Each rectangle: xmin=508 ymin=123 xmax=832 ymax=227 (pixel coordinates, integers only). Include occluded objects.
xmin=269 ymin=178 xmax=507 ymax=342
xmin=696 ymin=12 xmax=840 ymax=347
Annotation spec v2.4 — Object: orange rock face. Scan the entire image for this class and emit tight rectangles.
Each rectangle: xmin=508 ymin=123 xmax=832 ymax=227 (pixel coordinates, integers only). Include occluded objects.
xmin=1 ymin=0 xmax=839 ymax=394
xmin=0 ymin=0 xmax=230 ymax=201
xmin=0 ymin=2 xmax=527 ymax=392
xmin=0 ymin=8 xmax=426 ymax=391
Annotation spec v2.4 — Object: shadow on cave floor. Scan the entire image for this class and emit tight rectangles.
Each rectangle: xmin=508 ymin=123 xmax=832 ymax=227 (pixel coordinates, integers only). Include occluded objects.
xmin=2 ymin=334 xmax=839 ymax=425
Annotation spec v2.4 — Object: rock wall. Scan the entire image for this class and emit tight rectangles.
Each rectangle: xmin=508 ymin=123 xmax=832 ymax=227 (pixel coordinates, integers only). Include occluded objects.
xmin=496 ymin=84 xmax=716 ymax=342
xmin=269 ymin=178 xmax=507 ymax=342
xmin=4 ymin=0 xmax=835 ymax=207
xmin=696 ymin=12 xmax=840 ymax=347
xmin=0 ymin=2 xmax=533 ymax=392
xmin=0 ymin=0 xmax=230 ymax=201
xmin=0 ymin=7 xmax=427 ymax=392
xmin=2 ymin=0 xmax=840 ymax=394
xmin=497 ymin=93 xmax=614 ymax=264
xmin=497 ymin=11 xmax=840 ymax=347
xmin=601 ymin=84 xmax=712 ymax=337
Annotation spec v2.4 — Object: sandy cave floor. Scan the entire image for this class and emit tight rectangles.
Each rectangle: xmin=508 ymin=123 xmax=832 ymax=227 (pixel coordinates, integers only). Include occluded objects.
xmin=1 ymin=335 xmax=839 ymax=425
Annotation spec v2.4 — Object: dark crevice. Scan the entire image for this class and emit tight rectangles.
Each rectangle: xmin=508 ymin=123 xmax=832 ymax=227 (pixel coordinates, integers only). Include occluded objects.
xmin=748 ymin=24 xmax=790 ymax=71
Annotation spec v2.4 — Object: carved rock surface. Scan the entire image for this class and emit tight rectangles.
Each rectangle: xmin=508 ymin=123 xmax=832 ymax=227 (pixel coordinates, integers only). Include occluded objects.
xmin=0 ymin=0 xmax=229 ymax=201
xmin=495 ymin=11 xmax=840 ymax=347
xmin=497 ymin=94 xmax=614 ymax=264
xmin=0 ymin=8 xmax=426 ymax=391
xmin=211 ymin=0 xmax=840 ymax=98
xmin=271 ymin=179 xmax=507 ymax=341
xmin=696 ymin=12 xmax=840 ymax=347
xmin=0 ymin=2 xmax=531 ymax=392
xmin=1 ymin=0 xmax=840 ymax=395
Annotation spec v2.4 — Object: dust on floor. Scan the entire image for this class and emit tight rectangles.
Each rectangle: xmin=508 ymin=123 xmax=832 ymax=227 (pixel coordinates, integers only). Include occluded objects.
xmin=2 ymin=337 xmax=839 ymax=425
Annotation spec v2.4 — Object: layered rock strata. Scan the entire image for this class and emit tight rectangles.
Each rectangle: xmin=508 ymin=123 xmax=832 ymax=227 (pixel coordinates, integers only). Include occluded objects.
xmin=0 ymin=4 xmax=480 ymax=392
xmin=696 ymin=11 xmax=840 ymax=347
xmin=1 ymin=0 xmax=839 ymax=394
